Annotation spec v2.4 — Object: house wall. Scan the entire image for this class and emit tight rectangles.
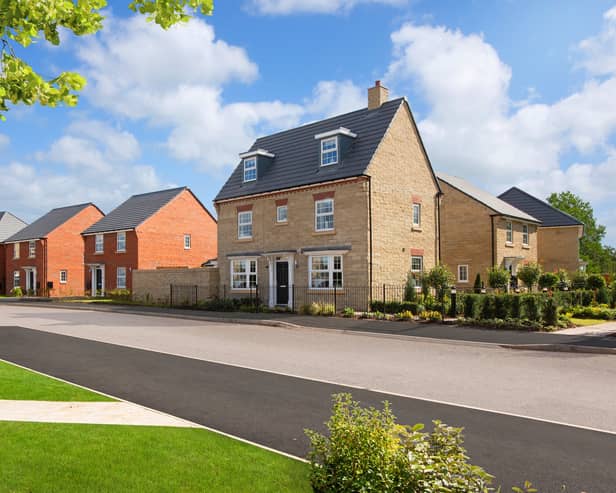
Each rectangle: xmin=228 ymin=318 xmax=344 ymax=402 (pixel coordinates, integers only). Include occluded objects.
xmin=538 ymin=226 xmax=582 ymax=273
xmin=133 ymin=267 xmax=219 ymax=304
xmin=0 ymin=245 xmax=5 ymax=295
xmin=4 ymin=241 xmax=45 ymax=294
xmin=367 ymin=103 xmax=440 ymax=285
xmin=494 ymin=217 xmax=538 ymax=276
xmin=216 ymin=178 xmax=370 ymax=303
xmin=83 ymin=231 xmax=139 ymax=293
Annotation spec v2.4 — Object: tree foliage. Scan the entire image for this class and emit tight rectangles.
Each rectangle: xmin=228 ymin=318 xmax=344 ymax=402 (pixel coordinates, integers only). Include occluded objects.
xmin=517 ymin=262 xmax=542 ymax=292
xmin=0 ymin=0 xmax=213 ymax=119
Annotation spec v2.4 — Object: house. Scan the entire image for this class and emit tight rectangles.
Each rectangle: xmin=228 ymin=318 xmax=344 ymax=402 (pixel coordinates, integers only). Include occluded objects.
xmin=437 ymin=173 xmax=541 ymax=288
xmin=3 ymin=204 xmax=104 ymax=296
xmin=214 ymin=81 xmax=441 ymax=308
xmin=0 ymin=212 xmax=28 ymax=295
xmin=81 ymin=187 xmax=217 ymax=295
xmin=498 ymin=187 xmax=584 ymax=273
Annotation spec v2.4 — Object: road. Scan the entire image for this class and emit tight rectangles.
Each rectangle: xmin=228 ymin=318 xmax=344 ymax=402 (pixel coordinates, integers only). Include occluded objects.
xmin=0 ymin=304 xmax=615 ymax=491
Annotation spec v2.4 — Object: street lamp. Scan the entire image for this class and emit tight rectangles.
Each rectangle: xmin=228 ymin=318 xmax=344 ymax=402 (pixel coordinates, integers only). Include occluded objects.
xmin=450 ymin=286 xmax=457 ymax=318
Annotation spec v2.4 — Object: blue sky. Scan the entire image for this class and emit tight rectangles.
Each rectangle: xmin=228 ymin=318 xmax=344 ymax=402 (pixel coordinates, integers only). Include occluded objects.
xmin=1 ymin=0 xmax=615 ymax=245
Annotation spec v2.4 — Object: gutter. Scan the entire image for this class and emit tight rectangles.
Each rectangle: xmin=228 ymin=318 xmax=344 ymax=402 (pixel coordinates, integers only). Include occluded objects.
xmin=490 ymin=216 xmax=495 ymax=267
xmin=368 ymin=175 xmax=373 ymax=288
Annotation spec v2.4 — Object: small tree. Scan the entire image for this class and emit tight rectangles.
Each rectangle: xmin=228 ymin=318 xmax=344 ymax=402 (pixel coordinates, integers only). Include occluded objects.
xmin=517 ymin=263 xmax=542 ymax=292
xmin=487 ymin=266 xmax=509 ymax=292
xmin=586 ymin=273 xmax=606 ymax=290
xmin=404 ymin=272 xmax=418 ymax=302
xmin=538 ymin=272 xmax=559 ymax=291
xmin=571 ymin=271 xmax=588 ymax=290
xmin=473 ymin=273 xmax=483 ymax=293
xmin=556 ymin=268 xmax=570 ymax=290
xmin=425 ymin=265 xmax=454 ymax=319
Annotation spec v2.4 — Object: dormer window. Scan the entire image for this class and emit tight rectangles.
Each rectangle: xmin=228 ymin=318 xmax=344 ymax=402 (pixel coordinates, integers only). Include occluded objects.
xmin=243 ymin=157 xmax=257 ymax=182
xmin=321 ymin=137 xmax=338 ymax=166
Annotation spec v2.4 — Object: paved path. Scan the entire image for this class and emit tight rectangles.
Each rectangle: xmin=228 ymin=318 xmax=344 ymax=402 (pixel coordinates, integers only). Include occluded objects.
xmin=0 ymin=399 xmax=198 ymax=427
xmin=0 ymin=325 xmax=612 ymax=492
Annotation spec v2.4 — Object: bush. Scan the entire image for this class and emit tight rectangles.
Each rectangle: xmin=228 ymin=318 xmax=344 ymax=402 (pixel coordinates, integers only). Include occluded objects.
xmin=107 ymin=289 xmax=131 ymax=301
xmin=404 ymin=272 xmax=418 ymax=302
xmin=299 ymin=302 xmax=321 ymax=316
xmin=480 ymin=295 xmax=496 ymax=320
xmin=538 ymin=272 xmax=559 ymax=291
xmin=521 ymin=294 xmax=541 ymax=321
xmin=320 ymin=303 xmax=335 ymax=316
xmin=419 ymin=310 xmax=442 ymax=322
xmin=553 ymin=290 xmax=573 ymax=309
xmin=464 ymin=294 xmax=479 ymax=318
xmin=568 ymin=306 xmax=616 ymax=320
xmin=200 ymin=297 xmax=240 ymax=312
xmin=510 ymin=295 xmax=522 ymax=319
xmin=487 ymin=266 xmax=509 ymax=291
xmin=597 ymin=286 xmax=610 ymax=305
xmin=396 ymin=310 xmax=414 ymax=321
xmin=341 ymin=307 xmax=355 ymax=318
xmin=517 ymin=263 xmax=542 ymax=291
xmin=11 ymin=286 xmax=23 ymax=297
xmin=543 ymin=297 xmax=559 ymax=326
xmin=494 ymin=295 xmax=511 ymax=319
xmin=306 ymin=393 xmax=494 ymax=493
xmin=571 ymin=271 xmax=588 ymax=290
xmin=473 ymin=273 xmax=483 ymax=293
xmin=587 ymin=273 xmax=607 ymax=290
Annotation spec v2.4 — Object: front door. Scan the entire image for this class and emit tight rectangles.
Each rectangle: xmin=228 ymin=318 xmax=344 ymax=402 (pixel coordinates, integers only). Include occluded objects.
xmin=95 ymin=268 xmax=103 ymax=295
xmin=275 ymin=261 xmax=289 ymax=305
xmin=26 ymin=270 xmax=35 ymax=294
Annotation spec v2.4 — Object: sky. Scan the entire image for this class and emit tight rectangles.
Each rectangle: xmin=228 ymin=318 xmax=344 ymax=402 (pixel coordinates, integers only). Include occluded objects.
xmin=1 ymin=0 xmax=615 ymax=245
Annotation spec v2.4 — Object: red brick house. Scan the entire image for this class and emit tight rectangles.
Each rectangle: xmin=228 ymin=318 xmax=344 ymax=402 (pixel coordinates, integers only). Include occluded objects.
xmin=0 ymin=212 xmax=28 ymax=295
xmin=81 ymin=187 xmax=217 ymax=295
xmin=4 ymin=204 xmax=104 ymax=296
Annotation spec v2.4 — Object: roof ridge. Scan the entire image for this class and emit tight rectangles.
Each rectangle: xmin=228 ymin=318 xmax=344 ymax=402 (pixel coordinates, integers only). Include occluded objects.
xmin=129 ymin=186 xmax=187 ymax=199
xmin=499 ymin=186 xmax=583 ymax=226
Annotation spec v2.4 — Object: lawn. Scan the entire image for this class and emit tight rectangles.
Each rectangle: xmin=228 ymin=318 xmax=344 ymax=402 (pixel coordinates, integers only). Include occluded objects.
xmin=0 ymin=359 xmax=113 ymax=401
xmin=570 ymin=318 xmax=608 ymax=327
xmin=0 ymin=422 xmax=311 ymax=493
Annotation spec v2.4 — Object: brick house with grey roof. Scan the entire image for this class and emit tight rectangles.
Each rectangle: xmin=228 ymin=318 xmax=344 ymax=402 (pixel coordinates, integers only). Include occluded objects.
xmin=214 ymin=81 xmax=442 ymax=309
xmin=82 ymin=187 xmax=217 ymax=295
xmin=0 ymin=212 xmax=28 ymax=295
xmin=499 ymin=187 xmax=585 ymax=273
xmin=4 ymin=204 xmax=103 ymax=296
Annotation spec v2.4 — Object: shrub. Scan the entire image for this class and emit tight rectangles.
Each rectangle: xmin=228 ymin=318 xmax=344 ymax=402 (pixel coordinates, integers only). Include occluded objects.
xmin=510 ymin=295 xmax=522 ymax=319
xmin=517 ymin=263 xmax=542 ymax=291
xmin=538 ymin=272 xmax=559 ymax=291
xmin=341 ymin=307 xmax=355 ymax=318
xmin=521 ymin=294 xmax=541 ymax=321
xmin=107 ymin=289 xmax=131 ymax=301
xmin=473 ymin=273 xmax=483 ymax=293
xmin=568 ymin=306 xmax=616 ymax=320
xmin=556 ymin=268 xmax=570 ymax=290
xmin=494 ymin=294 xmax=511 ymax=319
xmin=320 ymin=303 xmax=335 ymax=316
xmin=11 ymin=286 xmax=23 ymax=297
xmin=553 ymin=290 xmax=573 ymax=309
xmin=404 ymin=272 xmax=418 ymax=302
xmin=597 ymin=286 xmax=610 ymax=305
xmin=587 ymin=273 xmax=607 ymax=290
xmin=480 ymin=295 xmax=496 ymax=319
xmin=543 ymin=297 xmax=559 ymax=326
xmin=306 ymin=394 xmax=494 ymax=493
xmin=571 ymin=271 xmax=588 ymax=290
xmin=424 ymin=265 xmax=455 ymax=305
xmin=487 ymin=266 xmax=509 ymax=291
xmin=419 ymin=310 xmax=442 ymax=321
xmin=396 ymin=310 xmax=414 ymax=321
xmin=299 ymin=302 xmax=321 ymax=316
xmin=464 ymin=294 xmax=479 ymax=318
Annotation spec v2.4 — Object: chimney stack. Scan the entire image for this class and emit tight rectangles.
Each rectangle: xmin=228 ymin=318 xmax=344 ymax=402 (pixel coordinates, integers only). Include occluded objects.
xmin=368 ymin=80 xmax=389 ymax=110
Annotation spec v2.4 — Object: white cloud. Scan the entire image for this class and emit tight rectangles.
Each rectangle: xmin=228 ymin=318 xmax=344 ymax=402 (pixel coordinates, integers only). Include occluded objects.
xmin=247 ymin=0 xmax=405 ymax=15
xmin=576 ymin=6 xmax=616 ymax=76
xmin=0 ymin=134 xmax=9 ymax=150
xmin=305 ymin=80 xmax=365 ymax=117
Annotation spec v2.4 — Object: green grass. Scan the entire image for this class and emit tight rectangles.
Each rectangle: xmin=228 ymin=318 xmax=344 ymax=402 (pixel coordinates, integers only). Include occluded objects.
xmin=0 ymin=360 xmax=113 ymax=401
xmin=570 ymin=318 xmax=609 ymax=327
xmin=0 ymin=422 xmax=311 ymax=492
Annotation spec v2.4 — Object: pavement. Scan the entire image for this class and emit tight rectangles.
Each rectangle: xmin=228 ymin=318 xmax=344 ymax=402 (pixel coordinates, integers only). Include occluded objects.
xmin=0 ymin=324 xmax=613 ymax=492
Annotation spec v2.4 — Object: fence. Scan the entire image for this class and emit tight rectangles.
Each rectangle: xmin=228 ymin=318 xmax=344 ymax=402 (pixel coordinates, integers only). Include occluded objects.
xmin=291 ymin=285 xmax=412 ymax=313
xmin=170 ymin=284 xmax=261 ymax=310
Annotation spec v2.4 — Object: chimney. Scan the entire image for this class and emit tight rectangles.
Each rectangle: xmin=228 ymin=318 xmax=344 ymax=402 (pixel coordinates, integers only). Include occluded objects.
xmin=368 ymin=80 xmax=389 ymax=110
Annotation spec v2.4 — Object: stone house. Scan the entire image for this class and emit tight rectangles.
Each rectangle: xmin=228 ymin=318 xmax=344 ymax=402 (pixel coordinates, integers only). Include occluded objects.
xmin=0 ymin=212 xmax=28 ymax=295
xmin=4 ymin=204 xmax=104 ymax=296
xmin=498 ymin=187 xmax=584 ymax=273
xmin=214 ymin=82 xmax=441 ymax=308
xmin=82 ymin=187 xmax=217 ymax=295
xmin=437 ymin=173 xmax=541 ymax=288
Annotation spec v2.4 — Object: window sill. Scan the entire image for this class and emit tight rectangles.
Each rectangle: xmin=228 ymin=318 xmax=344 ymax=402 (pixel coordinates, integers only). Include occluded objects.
xmin=522 ymin=245 xmax=530 ymax=250
xmin=94 ymin=252 xmax=104 ymax=255
xmin=116 ymin=250 xmax=126 ymax=254
xmin=308 ymin=288 xmax=344 ymax=293
xmin=275 ymin=221 xmax=288 ymax=226
xmin=236 ymin=237 xmax=254 ymax=242
xmin=229 ymin=288 xmax=258 ymax=293
xmin=505 ymin=242 xmax=514 ymax=248
xmin=412 ymin=226 xmax=422 ymax=232
xmin=313 ymin=229 xmax=336 ymax=236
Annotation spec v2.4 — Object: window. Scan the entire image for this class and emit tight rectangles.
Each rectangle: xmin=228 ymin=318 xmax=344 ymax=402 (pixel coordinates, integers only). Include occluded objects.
xmin=315 ymin=199 xmax=334 ymax=231
xmin=231 ymin=259 xmax=257 ymax=290
xmin=276 ymin=205 xmax=288 ymax=223
xmin=13 ymin=271 xmax=20 ymax=288
xmin=506 ymin=222 xmax=513 ymax=243
xmin=412 ymin=203 xmax=421 ymax=228
xmin=116 ymin=232 xmax=126 ymax=252
xmin=321 ymin=137 xmax=338 ymax=166
xmin=95 ymin=234 xmax=104 ymax=253
xmin=243 ymin=157 xmax=257 ymax=182
xmin=28 ymin=241 xmax=36 ymax=258
xmin=411 ymin=256 xmax=423 ymax=272
xmin=522 ymin=225 xmax=529 ymax=246
xmin=309 ymin=255 xmax=343 ymax=289
xmin=238 ymin=211 xmax=253 ymax=239
xmin=60 ymin=270 xmax=67 ymax=284
xmin=458 ymin=265 xmax=469 ymax=283
xmin=13 ymin=243 xmax=19 ymax=259
xmin=184 ymin=234 xmax=191 ymax=249
xmin=116 ymin=267 xmax=127 ymax=289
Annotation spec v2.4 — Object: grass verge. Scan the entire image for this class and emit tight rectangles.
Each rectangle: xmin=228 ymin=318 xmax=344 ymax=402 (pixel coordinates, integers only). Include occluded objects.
xmin=0 ymin=422 xmax=310 ymax=492
xmin=0 ymin=360 xmax=113 ymax=401
xmin=570 ymin=318 xmax=609 ymax=327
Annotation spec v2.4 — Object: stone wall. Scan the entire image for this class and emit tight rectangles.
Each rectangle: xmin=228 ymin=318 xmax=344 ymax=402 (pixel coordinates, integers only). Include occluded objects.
xmin=538 ymin=226 xmax=582 ymax=273
xmin=133 ymin=267 xmax=219 ymax=304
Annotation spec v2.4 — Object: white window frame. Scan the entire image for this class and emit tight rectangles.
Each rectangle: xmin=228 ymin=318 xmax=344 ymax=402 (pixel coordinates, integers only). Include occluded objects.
xmin=276 ymin=205 xmax=288 ymax=223
xmin=116 ymin=267 xmax=127 ymax=290
xmin=116 ymin=232 xmax=126 ymax=252
xmin=243 ymin=157 xmax=257 ymax=182
xmin=13 ymin=243 xmax=19 ymax=259
xmin=184 ymin=234 xmax=191 ymax=249
xmin=320 ymin=137 xmax=338 ymax=166
xmin=522 ymin=224 xmax=529 ymax=246
xmin=60 ymin=270 xmax=67 ymax=284
xmin=315 ymin=198 xmax=334 ymax=232
xmin=28 ymin=241 xmax=36 ymax=258
xmin=505 ymin=222 xmax=513 ymax=244
xmin=411 ymin=256 xmax=423 ymax=273
xmin=238 ymin=211 xmax=253 ymax=239
xmin=95 ymin=234 xmax=104 ymax=253
xmin=230 ymin=258 xmax=257 ymax=290
xmin=458 ymin=265 xmax=469 ymax=283
xmin=13 ymin=271 xmax=20 ymax=288
xmin=412 ymin=203 xmax=421 ymax=228
xmin=309 ymin=255 xmax=343 ymax=289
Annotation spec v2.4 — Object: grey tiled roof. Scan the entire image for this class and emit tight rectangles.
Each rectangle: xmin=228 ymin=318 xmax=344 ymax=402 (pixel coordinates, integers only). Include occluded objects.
xmin=498 ymin=187 xmax=583 ymax=228
xmin=437 ymin=173 xmax=541 ymax=223
xmin=215 ymin=98 xmax=408 ymax=201
xmin=83 ymin=187 xmax=187 ymax=235
xmin=4 ymin=204 xmax=94 ymax=242
xmin=0 ymin=212 xmax=27 ymax=242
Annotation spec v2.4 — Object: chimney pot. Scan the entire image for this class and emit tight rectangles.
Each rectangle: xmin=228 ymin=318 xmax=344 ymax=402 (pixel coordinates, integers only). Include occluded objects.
xmin=368 ymin=81 xmax=388 ymax=110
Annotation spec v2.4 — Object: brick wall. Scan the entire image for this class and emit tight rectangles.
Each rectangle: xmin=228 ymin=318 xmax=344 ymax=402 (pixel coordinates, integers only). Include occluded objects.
xmin=367 ymin=102 xmax=440 ymax=285
xmin=494 ymin=217 xmax=538 ymax=272
xmin=538 ymin=226 xmax=582 ymax=273
xmin=83 ymin=231 xmax=139 ymax=292
xmin=133 ymin=267 xmax=219 ymax=303
xmin=0 ymin=245 xmax=5 ymax=295
xmin=4 ymin=241 xmax=44 ymax=294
